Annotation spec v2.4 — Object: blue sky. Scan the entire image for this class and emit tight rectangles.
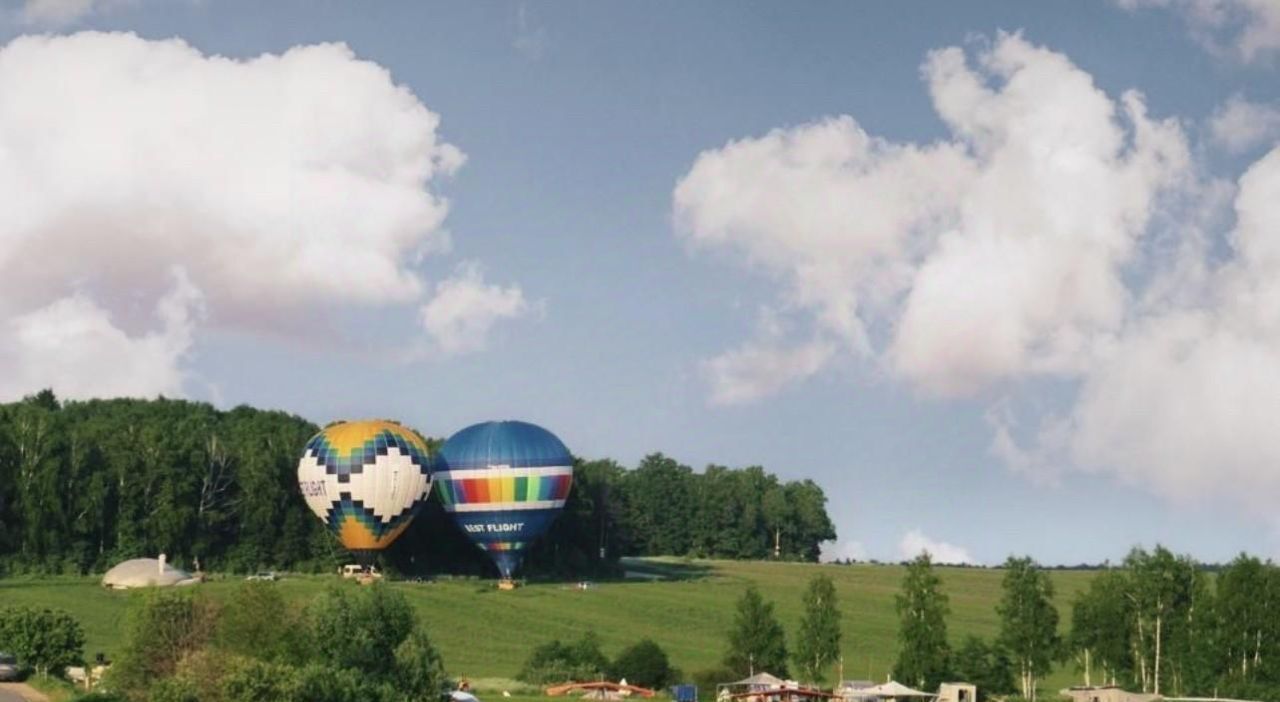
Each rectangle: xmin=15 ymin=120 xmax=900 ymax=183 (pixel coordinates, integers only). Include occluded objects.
xmin=2 ymin=0 xmax=1279 ymax=565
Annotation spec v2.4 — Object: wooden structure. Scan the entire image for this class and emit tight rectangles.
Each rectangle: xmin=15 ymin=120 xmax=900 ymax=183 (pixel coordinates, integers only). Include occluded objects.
xmin=546 ymin=682 xmax=658 ymax=699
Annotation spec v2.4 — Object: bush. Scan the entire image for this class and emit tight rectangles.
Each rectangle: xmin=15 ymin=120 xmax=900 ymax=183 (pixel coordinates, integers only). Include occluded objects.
xmin=0 ymin=606 xmax=85 ymax=677
xmin=518 ymin=631 xmax=609 ymax=684
xmin=220 ymin=658 xmax=301 ymax=702
xmin=394 ymin=629 xmax=450 ymax=700
xmin=307 ymin=583 xmax=414 ymax=680
xmin=218 ymin=581 xmax=307 ymax=663
xmin=149 ymin=677 xmax=201 ymax=702
xmin=610 ymin=639 xmax=677 ymax=689
xmin=108 ymin=590 xmax=218 ymax=700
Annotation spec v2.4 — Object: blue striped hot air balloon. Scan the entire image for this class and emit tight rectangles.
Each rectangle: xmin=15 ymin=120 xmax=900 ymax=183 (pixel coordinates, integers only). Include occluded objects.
xmin=434 ymin=420 xmax=573 ymax=583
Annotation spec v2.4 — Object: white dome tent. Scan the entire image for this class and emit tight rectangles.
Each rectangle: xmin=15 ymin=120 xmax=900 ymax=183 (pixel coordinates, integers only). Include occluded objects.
xmin=102 ymin=554 xmax=200 ymax=589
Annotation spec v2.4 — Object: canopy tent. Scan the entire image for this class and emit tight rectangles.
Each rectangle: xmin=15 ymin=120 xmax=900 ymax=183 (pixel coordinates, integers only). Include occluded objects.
xmin=727 ymin=674 xmax=786 ymax=688
xmin=858 ymin=682 xmax=935 ymax=699
xmin=726 ymin=690 xmax=838 ymax=701
xmin=718 ymin=672 xmax=790 ymax=701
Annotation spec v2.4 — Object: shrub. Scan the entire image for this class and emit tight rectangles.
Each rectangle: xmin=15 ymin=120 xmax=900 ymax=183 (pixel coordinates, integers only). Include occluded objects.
xmin=394 ymin=629 xmax=450 ymax=700
xmin=108 ymin=590 xmax=218 ymax=700
xmin=0 ymin=606 xmax=85 ymax=677
xmin=220 ymin=658 xmax=301 ymax=702
xmin=519 ymin=631 xmax=609 ymax=684
xmin=307 ymin=583 xmax=414 ymax=680
xmin=218 ymin=581 xmax=307 ymax=663
xmin=611 ymin=639 xmax=677 ymax=689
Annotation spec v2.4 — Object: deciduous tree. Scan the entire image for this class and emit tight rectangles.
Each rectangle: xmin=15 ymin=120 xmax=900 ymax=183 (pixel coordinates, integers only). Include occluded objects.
xmin=794 ymin=574 xmax=841 ymax=683
xmin=893 ymin=553 xmax=951 ymax=691
xmin=996 ymin=557 xmax=1059 ymax=701
xmin=725 ymin=586 xmax=789 ymax=677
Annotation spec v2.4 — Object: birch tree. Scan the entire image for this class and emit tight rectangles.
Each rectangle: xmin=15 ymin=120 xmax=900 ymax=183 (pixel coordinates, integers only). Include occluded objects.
xmin=997 ymin=557 xmax=1060 ymax=701
xmin=894 ymin=553 xmax=951 ymax=690
xmin=795 ymin=573 xmax=842 ymax=683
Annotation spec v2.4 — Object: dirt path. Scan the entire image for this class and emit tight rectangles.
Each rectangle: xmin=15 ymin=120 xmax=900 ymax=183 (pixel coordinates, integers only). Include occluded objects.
xmin=0 ymin=682 xmax=50 ymax=702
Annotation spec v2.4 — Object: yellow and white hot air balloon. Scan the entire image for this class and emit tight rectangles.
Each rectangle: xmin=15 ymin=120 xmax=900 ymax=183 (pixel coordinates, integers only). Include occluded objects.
xmin=296 ymin=420 xmax=433 ymax=566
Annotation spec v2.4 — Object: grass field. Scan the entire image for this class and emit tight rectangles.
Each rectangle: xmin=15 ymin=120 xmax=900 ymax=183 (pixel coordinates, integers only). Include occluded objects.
xmin=0 ymin=558 xmax=1098 ymax=695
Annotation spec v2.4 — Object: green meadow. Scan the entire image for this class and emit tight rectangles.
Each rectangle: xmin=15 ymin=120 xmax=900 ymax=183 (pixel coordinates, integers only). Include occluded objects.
xmin=0 ymin=558 xmax=1097 ymax=695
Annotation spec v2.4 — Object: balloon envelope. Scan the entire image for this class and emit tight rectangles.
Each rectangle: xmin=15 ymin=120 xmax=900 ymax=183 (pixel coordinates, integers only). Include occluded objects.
xmin=435 ymin=420 xmax=572 ymax=579
xmin=296 ymin=420 xmax=433 ymax=562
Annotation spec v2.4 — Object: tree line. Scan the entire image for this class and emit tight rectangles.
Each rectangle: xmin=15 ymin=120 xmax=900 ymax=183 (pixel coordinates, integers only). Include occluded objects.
xmin=891 ymin=548 xmax=1280 ymax=702
xmin=0 ymin=392 xmax=836 ymax=577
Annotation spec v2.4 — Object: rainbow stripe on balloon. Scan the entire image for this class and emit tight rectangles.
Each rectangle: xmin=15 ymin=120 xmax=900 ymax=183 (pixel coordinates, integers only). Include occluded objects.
xmin=434 ymin=466 xmax=573 ymax=512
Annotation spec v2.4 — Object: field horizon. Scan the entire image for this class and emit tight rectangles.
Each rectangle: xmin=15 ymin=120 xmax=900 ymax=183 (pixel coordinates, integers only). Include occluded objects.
xmin=0 ymin=557 xmax=1098 ymax=695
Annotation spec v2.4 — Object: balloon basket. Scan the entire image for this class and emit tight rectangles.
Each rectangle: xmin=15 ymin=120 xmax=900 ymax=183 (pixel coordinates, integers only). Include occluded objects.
xmin=498 ymin=579 xmax=517 ymax=590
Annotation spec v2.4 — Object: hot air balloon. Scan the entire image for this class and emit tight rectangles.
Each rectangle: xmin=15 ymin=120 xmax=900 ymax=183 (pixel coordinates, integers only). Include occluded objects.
xmin=296 ymin=420 xmax=433 ymax=571
xmin=434 ymin=420 xmax=573 ymax=588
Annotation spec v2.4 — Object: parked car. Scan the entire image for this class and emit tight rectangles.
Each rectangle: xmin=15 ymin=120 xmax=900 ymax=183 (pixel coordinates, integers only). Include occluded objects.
xmin=246 ymin=571 xmax=278 ymax=581
xmin=0 ymin=652 xmax=21 ymax=681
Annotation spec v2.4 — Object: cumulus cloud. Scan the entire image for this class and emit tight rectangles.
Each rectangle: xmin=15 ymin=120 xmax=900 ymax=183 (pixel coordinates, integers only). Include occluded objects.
xmin=1010 ymin=147 xmax=1280 ymax=513
xmin=704 ymin=339 xmax=834 ymax=406
xmin=1211 ymin=95 xmax=1280 ymax=153
xmin=0 ymin=31 xmax=519 ymax=401
xmin=676 ymin=32 xmax=1189 ymax=398
xmin=1114 ymin=0 xmax=1280 ymax=63
xmin=702 ymin=310 xmax=835 ymax=406
xmin=419 ymin=262 xmax=533 ymax=355
xmin=0 ymin=269 xmax=202 ymax=399
xmin=897 ymin=529 xmax=978 ymax=565
xmin=676 ymin=32 xmax=1280 ymax=533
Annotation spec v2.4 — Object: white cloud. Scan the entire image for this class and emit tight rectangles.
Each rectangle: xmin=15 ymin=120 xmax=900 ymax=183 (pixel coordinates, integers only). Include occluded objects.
xmin=1115 ymin=0 xmax=1280 ymax=63
xmin=0 ymin=32 xmax=509 ymax=401
xmin=0 ymin=269 xmax=202 ymax=400
xmin=1013 ymin=146 xmax=1280 ymax=515
xmin=702 ymin=310 xmax=835 ymax=406
xmin=703 ymin=338 xmax=834 ymax=407
xmin=675 ymin=32 xmax=1280 ymax=533
xmin=419 ymin=262 xmax=532 ymax=355
xmin=676 ymin=32 xmax=1189 ymax=399
xmin=820 ymin=539 xmax=867 ymax=563
xmin=897 ymin=529 xmax=978 ymax=565
xmin=1210 ymin=95 xmax=1280 ymax=153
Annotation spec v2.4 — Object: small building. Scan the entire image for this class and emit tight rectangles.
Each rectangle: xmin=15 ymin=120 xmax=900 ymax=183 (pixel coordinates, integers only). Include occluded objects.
xmin=1059 ymin=686 xmax=1159 ymax=702
xmin=937 ymin=683 xmax=975 ymax=702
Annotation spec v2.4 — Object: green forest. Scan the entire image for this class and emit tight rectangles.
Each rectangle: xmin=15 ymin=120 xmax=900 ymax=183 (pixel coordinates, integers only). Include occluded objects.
xmin=0 ymin=391 xmax=836 ymax=577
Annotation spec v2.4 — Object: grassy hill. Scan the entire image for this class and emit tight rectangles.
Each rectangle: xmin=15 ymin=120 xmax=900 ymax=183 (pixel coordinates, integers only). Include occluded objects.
xmin=0 ymin=558 xmax=1097 ymax=694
